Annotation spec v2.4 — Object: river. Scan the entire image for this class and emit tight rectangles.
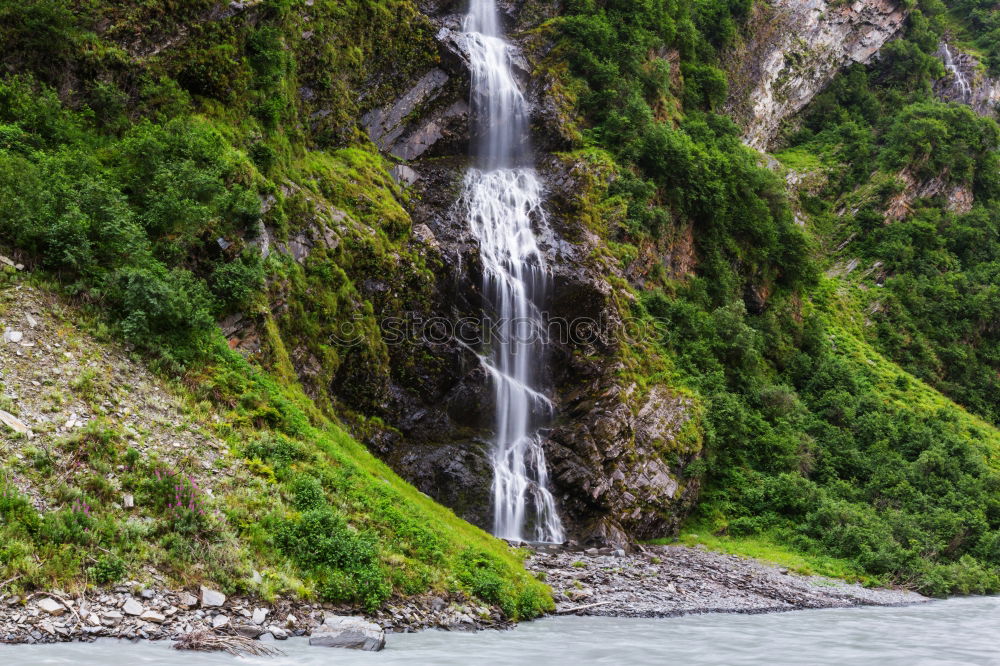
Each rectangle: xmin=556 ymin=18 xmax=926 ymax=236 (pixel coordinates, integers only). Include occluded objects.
xmin=2 ymin=597 xmax=997 ymax=665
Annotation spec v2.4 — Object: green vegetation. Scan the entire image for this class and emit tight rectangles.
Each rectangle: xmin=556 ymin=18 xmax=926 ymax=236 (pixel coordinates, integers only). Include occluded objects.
xmin=553 ymin=0 xmax=1000 ymax=595
xmin=0 ymin=290 xmax=550 ymax=617
xmin=945 ymin=0 xmax=1000 ymax=73
xmin=662 ymin=527 xmax=870 ymax=583
xmin=2 ymin=0 xmax=1000 ymax=614
xmin=0 ymin=0 xmax=548 ymax=619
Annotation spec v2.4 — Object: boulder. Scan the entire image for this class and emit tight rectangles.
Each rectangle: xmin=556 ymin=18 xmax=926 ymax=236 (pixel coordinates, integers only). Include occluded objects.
xmin=139 ymin=610 xmax=165 ymax=624
xmin=122 ymin=598 xmax=144 ymax=616
xmin=199 ymin=586 xmax=225 ymax=607
xmin=309 ymin=615 xmax=385 ymax=651
xmin=101 ymin=611 xmax=123 ymax=626
xmin=36 ymin=598 xmax=65 ymax=616
xmin=391 ymin=164 xmax=420 ymax=187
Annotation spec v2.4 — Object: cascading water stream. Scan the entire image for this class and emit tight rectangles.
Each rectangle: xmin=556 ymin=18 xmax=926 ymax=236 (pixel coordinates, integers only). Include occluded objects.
xmin=460 ymin=0 xmax=564 ymax=543
xmin=941 ymin=43 xmax=972 ymax=103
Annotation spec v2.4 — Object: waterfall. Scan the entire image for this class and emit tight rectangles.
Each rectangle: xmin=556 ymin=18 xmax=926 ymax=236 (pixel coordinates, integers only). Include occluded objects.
xmin=941 ymin=44 xmax=972 ymax=103
xmin=460 ymin=0 xmax=565 ymax=543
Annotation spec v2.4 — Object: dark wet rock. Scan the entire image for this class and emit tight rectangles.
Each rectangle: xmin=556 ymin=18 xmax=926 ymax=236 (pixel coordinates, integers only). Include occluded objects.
xmin=333 ymin=1 xmax=705 ymax=547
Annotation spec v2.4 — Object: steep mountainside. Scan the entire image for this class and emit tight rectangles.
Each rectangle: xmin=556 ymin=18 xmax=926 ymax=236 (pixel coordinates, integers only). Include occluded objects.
xmin=1 ymin=0 xmax=1000 ymax=613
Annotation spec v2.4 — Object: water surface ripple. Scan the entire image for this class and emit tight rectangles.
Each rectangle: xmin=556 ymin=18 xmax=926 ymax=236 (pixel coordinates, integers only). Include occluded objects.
xmin=3 ymin=597 xmax=998 ymax=665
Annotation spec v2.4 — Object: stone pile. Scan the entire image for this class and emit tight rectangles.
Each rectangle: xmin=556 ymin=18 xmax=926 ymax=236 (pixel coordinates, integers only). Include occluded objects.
xmin=0 ymin=586 xmax=506 ymax=646
xmin=528 ymin=543 xmax=927 ymax=618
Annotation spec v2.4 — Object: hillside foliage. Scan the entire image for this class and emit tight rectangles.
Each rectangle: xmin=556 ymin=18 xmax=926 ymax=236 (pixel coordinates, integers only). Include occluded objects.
xmin=0 ymin=0 xmax=999 ymax=606
xmin=554 ymin=0 xmax=1000 ymax=595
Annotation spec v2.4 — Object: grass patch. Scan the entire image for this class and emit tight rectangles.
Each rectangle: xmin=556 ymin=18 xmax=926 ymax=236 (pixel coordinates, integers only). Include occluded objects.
xmin=657 ymin=525 xmax=871 ymax=584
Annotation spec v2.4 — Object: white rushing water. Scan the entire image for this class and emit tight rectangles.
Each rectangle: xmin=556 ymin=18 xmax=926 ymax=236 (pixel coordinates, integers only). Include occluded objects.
xmin=941 ymin=43 xmax=972 ymax=103
xmin=461 ymin=0 xmax=564 ymax=543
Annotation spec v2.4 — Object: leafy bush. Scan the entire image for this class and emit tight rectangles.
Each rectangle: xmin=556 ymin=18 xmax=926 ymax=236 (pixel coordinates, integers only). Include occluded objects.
xmin=210 ymin=251 xmax=265 ymax=313
xmin=273 ymin=508 xmax=391 ymax=611
xmin=290 ymin=475 xmax=326 ymax=512
xmin=88 ymin=554 xmax=126 ymax=584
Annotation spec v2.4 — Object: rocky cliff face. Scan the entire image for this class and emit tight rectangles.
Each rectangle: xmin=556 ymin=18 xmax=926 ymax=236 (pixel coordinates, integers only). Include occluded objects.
xmin=232 ymin=0 xmax=924 ymax=549
xmin=322 ymin=1 xmax=704 ymax=547
xmin=934 ymin=42 xmax=1000 ymax=118
xmin=726 ymin=0 xmax=908 ymax=150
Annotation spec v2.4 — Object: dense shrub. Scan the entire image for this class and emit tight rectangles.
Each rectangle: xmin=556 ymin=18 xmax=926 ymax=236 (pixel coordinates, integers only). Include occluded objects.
xmin=273 ymin=508 xmax=391 ymax=610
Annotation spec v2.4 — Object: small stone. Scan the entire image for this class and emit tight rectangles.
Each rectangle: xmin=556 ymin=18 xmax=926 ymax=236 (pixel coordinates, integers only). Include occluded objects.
xmin=101 ymin=611 xmax=123 ymax=626
xmin=0 ymin=256 xmax=13 ymax=267
xmin=139 ymin=610 xmax=165 ymax=624
xmin=251 ymin=570 xmax=263 ymax=585
xmin=212 ymin=614 xmax=229 ymax=629
xmin=0 ymin=410 xmax=29 ymax=435
xmin=259 ymin=632 xmax=275 ymax=642
xmin=36 ymin=598 xmax=65 ymax=616
xmin=267 ymin=625 xmax=288 ymax=640
xmin=252 ymin=608 xmax=268 ymax=625
xmin=123 ymin=494 xmax=134 ymax=509
xmin=140 ymin=588 xmax=154 ymax=600
xmin=25 ymin=314 xmax=37 ymax=328
xmin=233 ymin=623 xmax=263 ymax=639
xmin=177 ymin=592 xmax=198 ymax=609
xmin=122 ymin=598 xmax=144 ymax=616
xmin=199 ymin=586 xmax=225 ymax=607
xmin=86 ymin=613 xmax=101 ymax=626
xmin=3 ymin=329 xmax=23 ymax=343
xmin=285 ymin=613 xmax=297 ymax=628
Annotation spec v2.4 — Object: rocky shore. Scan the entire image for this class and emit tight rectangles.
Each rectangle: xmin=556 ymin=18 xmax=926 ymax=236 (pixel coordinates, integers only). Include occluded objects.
xmin=528 ymin=544 xmax=927 ymax=617
xmin=0 ymin=585 xmax=505 ymax=646
xmin=0 ymin=544 xmax=927 ymax=647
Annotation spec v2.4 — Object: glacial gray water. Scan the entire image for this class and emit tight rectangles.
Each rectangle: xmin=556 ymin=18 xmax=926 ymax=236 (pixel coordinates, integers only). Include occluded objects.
xmin=3 ymin=598 xmax=999 ymax=665
xmin=460 ymin=0 xmax=564 ymax=542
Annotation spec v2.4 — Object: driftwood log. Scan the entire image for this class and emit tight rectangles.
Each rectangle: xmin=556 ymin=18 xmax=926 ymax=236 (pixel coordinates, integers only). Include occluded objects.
xmin=173 ymin=628 xmax=282 ymax=657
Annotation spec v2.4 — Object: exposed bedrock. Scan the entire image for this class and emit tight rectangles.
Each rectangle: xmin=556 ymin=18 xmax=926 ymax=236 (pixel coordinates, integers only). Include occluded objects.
xmin=346 ymin=1 xmax=702 ymax=547
xmin=725 ymin=0 xmax=908 ymax=150
xmin=933 ymin=41 xmax=1000 ymax=119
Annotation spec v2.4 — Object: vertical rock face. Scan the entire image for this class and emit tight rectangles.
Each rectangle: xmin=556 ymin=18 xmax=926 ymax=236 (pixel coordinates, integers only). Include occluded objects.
xmin=726 ymin=0 xmax=908 ymax=150
xmin=347 ymin=2 xmax=703 ymax=547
